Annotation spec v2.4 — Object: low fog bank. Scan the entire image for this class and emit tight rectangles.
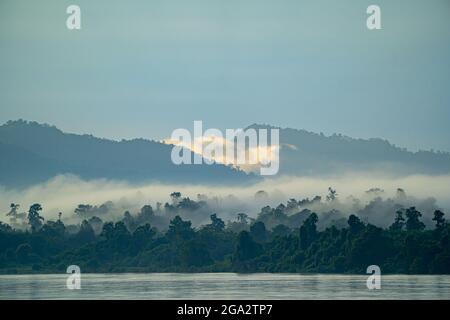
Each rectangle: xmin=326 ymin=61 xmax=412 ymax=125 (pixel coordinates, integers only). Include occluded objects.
xmin=1 ymin=173 xmax=450 ymax=230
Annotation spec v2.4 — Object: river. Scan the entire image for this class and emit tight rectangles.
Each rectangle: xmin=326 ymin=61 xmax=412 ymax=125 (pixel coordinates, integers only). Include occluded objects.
xmin=1 ymin=273 xmax=449 ymax=299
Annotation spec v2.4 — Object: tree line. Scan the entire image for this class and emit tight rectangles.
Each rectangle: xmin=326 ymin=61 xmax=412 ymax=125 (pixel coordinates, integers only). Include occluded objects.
xmin=0 ymin=192 xmax=449 ymax=274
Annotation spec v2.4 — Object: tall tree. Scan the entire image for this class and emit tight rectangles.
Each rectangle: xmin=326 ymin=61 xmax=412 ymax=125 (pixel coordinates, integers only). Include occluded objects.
xmin=348 ymin=214 xmax=364 ymax=234
xmin=326 ymin=187 xmax=338 ymax=202
xmin=234 ymin=231 xmax=262 ymax=262
xmin=390 ymin=210 xmax=405 ymax=231
xmin=250 ymin=221 xmax=268 ymax=243
xmin=208 ymin=214 xmax=225 ymax=232
xmin=166 ymin=216 xmax=195 ymax=242
xmin=405 ymin=207 xmax=425 ymax=231
xmin=77 ymin=220 xmax=96 ymax=243
xmin=6 ymin=203 xmax=19 ymax=221
xmin=432 ymin=210 xmax=446 ymax=229
xmin=299 ymin=212 xmax=318 ymax=249
xmin=27 ymin=203 xmax=44 ymax=232
xmin=237 ymin=213 xmax=249 ymax=224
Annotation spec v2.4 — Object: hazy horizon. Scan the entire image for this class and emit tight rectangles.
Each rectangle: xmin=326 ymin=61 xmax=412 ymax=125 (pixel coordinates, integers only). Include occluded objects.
xmin=2 ymin=172 xmax=450 ymax=228
xmin=1 ymin=0 xmax=450 ymax=152
xmin=1 ymin=118 xmax=449 ymax=155
xmin=2 ymin=0 xmax=450 ymax=301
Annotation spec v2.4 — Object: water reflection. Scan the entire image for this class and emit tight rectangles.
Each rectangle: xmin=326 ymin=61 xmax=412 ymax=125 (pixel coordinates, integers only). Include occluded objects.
xmin=0 ymin=273 xmax=449 ymax=300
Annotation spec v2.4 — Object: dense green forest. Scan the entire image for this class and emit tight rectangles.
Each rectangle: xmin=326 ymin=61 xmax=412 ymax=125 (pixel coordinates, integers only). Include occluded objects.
xmin=1 ymin=191 xmax=449 ymax=274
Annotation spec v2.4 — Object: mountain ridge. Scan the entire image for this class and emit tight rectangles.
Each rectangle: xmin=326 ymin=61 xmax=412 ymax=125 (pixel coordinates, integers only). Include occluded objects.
xmin=1 ymin=119 xmax=450 ymax=189
xmin=0 ymin=120 xmax=255 ymax=188
xmin=245 ymin=123 xmax=450 ymax=176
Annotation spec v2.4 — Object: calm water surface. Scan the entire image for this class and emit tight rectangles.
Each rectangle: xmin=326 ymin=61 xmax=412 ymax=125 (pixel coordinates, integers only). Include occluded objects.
xmin=1 ymin=273 xmax=449 ymax=300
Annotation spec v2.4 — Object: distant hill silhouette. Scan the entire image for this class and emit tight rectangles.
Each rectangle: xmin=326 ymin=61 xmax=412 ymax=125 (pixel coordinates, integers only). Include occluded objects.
xmin=1 ymin=120 xmax=449 ymax=189
xmin=247 ymin=124 xmax=450 ymax=176
xmin=0 ymin=120 xmax=254 ymax=188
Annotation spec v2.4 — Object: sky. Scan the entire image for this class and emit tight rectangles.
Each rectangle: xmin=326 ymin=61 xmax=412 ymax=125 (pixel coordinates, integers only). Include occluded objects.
xmin=0 ymin=0 xmax=449 ymax=152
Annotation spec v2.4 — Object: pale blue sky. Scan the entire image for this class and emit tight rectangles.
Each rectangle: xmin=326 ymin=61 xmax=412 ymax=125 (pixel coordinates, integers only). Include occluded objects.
xmin=1 ymin=0 xmax=449 ymax=151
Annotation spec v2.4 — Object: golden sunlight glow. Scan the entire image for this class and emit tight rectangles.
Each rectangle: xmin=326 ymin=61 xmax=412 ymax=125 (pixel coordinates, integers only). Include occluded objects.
xmin=163 ymin=134 xmax=279 ymax=173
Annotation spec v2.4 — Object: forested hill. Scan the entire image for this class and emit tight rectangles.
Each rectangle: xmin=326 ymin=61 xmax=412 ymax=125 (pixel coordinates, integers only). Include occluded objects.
xmin=247 ymin=124 xmax=450 ymax=176
xmin=2 ymin=120 xmax=450 ymax=189
xmin=0 ymin=120 xmax=254 ymax=188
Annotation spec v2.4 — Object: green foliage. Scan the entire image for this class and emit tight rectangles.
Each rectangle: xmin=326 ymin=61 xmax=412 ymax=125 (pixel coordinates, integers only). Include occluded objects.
xmin=299 ymin=213 xmax=318 ymax=250
xmin=390 ymin=210 xmax=405 ymax=231
xmin=232 ymin=231 xmax=263 ymax=271
xmin=28 ymin=203 xmax=44 ymax=232
xmin=207 ymin=214 xmax=225 ymax=232
xmin=166 ymin=216 xmax=195 ymax=243
xmin=15 ymin=243 xmax=32 ymax=263
xmin=433 ymin=210 xmax=446 ymax=229
xmin=0 ymin=204 xmax=449 ymax=274
xmin=250 ymin=221 xmax=268 ymax=243
xmin=405 ymin=207 xmax=426 ymax=231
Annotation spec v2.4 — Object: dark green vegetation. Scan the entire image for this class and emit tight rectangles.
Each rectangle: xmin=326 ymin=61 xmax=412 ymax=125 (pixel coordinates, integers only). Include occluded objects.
xmin=1 ymin=195 xmax=449 ymax=274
